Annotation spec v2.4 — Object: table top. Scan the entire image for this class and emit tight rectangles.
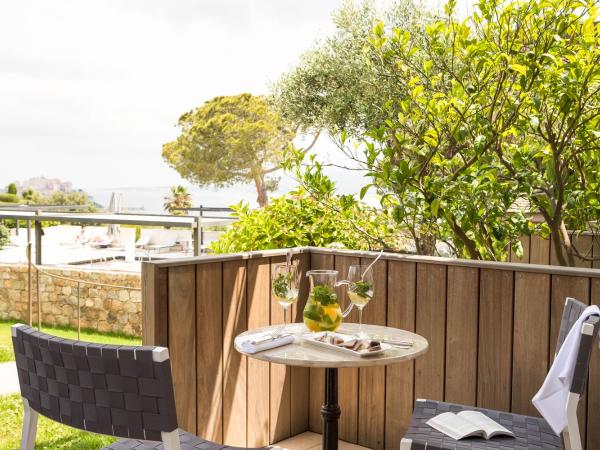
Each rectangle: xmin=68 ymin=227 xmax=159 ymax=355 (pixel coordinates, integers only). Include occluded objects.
xmin=234 ymin=323 xmax=428 ymax=368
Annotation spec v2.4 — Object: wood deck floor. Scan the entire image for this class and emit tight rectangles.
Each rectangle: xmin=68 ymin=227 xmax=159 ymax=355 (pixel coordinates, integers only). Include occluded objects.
xmin=273 ymin=432 xmax=373 ymax=450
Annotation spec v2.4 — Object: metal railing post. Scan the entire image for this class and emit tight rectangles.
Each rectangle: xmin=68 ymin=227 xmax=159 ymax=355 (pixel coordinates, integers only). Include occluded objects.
xmin=77 ymin=282 xmax=81 ymax=340
xmin=24 ymin=257 xmax=141 ymax=340
xmin=193 ymin=216 xmax=200 ymax=256
xmin=34 ymin=211 xmax=42 ymax=265
xmin=200 ymin=204 xmax=204 ymax=252
xmin=27 ymin=243 xmax=32 ymax=326
xmin=36 ymin=268 xmax=41 ymax=331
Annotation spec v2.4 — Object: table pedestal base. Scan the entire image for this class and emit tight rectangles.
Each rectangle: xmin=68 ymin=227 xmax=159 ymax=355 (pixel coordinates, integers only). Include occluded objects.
xmin=321 ymin=368 xmax=340 ymax=450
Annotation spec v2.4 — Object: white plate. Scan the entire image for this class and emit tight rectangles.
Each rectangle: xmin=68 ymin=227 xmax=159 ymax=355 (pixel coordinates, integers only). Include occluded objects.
xmin=303 ymin=332 xmax=391 ymax=357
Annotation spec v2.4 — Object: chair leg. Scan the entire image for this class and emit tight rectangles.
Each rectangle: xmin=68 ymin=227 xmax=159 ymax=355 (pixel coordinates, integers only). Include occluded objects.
xmin=399 ymin=438 xmax=412 ymax=450
xmin=20 ymin=398 xmax=38 ymax=450
xmin=161 ymin=429 xmax=181 ymax=450
xmin=565 ymin=392 xmax=582 ymax=450
xmin=563 ymin=431 xmax=572 ymax=450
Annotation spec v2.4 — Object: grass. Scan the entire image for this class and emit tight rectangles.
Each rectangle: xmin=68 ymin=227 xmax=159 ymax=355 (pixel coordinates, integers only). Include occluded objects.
xmin=0 ymin=319 xmax=141 ymax=362
xmin=0 ymin=393 xmax=116 ymax=449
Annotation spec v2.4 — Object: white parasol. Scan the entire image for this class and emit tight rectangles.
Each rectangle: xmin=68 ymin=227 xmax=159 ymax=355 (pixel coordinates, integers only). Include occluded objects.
xmin=107 ymin=192 xmax=122 ymax=244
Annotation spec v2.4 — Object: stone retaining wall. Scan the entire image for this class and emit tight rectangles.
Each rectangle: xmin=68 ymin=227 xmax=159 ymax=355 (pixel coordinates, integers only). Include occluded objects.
xmin=0 ymin=264 xmax=141 ymax=335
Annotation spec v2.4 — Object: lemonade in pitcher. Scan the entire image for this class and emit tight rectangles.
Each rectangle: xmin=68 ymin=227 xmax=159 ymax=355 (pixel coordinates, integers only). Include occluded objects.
xmin=303 ymin=270 xmax=345 ymax=332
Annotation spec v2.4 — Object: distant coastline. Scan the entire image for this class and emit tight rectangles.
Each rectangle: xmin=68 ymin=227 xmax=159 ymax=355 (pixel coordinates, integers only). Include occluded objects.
xmin=84 ymin=181 xmax=297 ymax=213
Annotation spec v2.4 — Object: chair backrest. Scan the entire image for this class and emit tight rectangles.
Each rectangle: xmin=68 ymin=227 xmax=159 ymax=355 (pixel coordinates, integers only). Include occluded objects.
xmin=556 ymin=297 xmax=588 ymax=354
xmin=555 ymin=298 xmax=599 ymax=450
xmin=11 ymin=324 xmax=178 ymax=441
xmin=555 ymin=297 xmax=600 ymax=395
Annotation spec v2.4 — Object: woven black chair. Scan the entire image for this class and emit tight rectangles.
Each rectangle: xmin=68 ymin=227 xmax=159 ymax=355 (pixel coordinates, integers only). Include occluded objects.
xmin=12 ymin=324 xmax=269 ymax=450
xmin=401 ymin=297 xmax=599 ymax=450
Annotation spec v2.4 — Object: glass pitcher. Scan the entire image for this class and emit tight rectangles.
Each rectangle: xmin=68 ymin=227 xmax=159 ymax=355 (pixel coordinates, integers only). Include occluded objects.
xmin=302 ymin=270 xmax=353 ymax=332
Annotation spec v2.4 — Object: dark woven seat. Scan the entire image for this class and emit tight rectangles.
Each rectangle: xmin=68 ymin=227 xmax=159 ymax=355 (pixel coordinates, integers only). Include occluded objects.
xmin=404 ymin=399 xmax=562 ymax=450
xmin=401 ymin=298 xmax=599 ymax=450
xmin=12 ymin=324 xmax=270 ymax=450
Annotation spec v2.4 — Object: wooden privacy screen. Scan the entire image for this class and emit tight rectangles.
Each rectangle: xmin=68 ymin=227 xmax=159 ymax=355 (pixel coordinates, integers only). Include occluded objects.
xmin=142 ymin=247 xmax=600 ymax=450
xmin=510 ymin=232 xmax=600 ymax=267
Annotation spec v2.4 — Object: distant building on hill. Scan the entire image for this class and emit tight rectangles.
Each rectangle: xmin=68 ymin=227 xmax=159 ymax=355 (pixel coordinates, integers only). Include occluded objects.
xmin=15 ymin=177 xmax=74 ymax=195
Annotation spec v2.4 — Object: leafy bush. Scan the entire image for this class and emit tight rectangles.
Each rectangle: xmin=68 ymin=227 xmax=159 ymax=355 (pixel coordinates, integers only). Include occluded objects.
xmin=31 ymin=190 xmax=97 ymax=211
xmin=210 ymin=189 xmax=408 ymax=253
xmin=0 ymin=193 xmax=19 ymax=203
xmin=7 ymin=183 xmax=17 ymax=195
xmin=0 ymin=224 xmax=9 ymax=250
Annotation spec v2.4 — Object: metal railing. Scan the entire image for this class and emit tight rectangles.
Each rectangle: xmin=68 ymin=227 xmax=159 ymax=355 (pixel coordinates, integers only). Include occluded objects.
xmin=25 ymin=243 xmax=141 ymax=339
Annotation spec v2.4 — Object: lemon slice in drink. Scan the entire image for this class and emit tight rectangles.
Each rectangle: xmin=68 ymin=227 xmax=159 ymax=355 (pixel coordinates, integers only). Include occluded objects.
xmin=322 ymin=305 xmax=341 ymax=322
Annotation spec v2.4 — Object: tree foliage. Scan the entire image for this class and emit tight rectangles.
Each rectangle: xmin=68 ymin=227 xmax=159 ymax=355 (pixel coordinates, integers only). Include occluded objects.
xmin=162 ymin=94 xmax=295 ymax=207
xmin=272 ymin=0 xmax=431 ymax=136
xmin=278 ymin=0 xmax=600 ymax=265
xmin=29 ymin=191 xmax=97 ymax=211
xmin=210 ymin=188 xmax=408 ymax=254
xmin=163 ymin=185 xmax=192 ymax=215
xmin=7 ymin=183 xmax=17 ymax=195
xmin=0 ymin=193 xmax=19 ymax=203
xmin=0 ymin=224 xmax=9 ymax=250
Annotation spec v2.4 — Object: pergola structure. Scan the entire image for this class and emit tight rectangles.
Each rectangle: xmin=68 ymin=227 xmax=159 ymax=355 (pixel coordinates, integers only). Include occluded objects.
xmin=0 ymin=208 xmax=235 ymax=263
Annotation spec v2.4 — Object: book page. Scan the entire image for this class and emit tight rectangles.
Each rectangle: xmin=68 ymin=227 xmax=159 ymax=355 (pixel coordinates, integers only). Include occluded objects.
xmin=426 ymin=412 xmax=484 ymax=440
xmin=457 ymin=411 xmax=514 ymax=439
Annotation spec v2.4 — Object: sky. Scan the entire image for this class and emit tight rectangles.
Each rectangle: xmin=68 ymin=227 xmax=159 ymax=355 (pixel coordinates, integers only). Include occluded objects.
xmin=0 ymin=0 xmax=461 ymax=207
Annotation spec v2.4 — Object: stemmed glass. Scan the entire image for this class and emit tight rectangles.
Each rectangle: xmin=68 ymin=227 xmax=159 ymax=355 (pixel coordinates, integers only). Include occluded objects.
xmin=271 ymin=262 xmax=300 ymax=335
xmin=346 ymin=265 xmax=374 ymax=337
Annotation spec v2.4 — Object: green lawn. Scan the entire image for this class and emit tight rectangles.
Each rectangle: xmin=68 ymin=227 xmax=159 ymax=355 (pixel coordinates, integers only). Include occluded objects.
xmin=0 ymin=393 xmax=116 ymax=449
xmin=0 ymin=320 xmax=141 ymax=362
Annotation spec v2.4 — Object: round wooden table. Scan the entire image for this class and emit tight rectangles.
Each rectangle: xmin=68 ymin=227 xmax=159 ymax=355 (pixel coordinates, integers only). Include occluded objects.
xmin=235 ymin=323 xmax=428 ymax=450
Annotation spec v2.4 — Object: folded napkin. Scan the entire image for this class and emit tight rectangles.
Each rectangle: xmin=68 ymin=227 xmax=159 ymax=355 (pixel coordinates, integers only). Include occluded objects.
xmin=240 ymin=333 xmax=294 ymax=354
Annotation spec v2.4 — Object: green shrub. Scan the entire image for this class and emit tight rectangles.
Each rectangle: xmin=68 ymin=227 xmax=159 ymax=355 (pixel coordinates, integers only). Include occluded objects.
xmin=210 ymin=189 xmax=408 ymax=253
xmin=7 ymin=183 xmax=17 ymax=195
xmin=0 ymin=193 xmax=19 ymax=203
xmin=0 ymin=224 xmax=9 ymax=250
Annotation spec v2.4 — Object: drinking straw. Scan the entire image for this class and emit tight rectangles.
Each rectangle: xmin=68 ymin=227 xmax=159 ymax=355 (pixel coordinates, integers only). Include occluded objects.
xmin=362 ymin=248 xmax=384 ymax=280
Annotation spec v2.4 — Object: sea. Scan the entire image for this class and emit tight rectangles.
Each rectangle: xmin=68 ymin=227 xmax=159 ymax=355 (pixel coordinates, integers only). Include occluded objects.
xmin=85 ymin=184 xmax=271 ymax=213
xmin=84 ymin=172 xmax=376 ymax=213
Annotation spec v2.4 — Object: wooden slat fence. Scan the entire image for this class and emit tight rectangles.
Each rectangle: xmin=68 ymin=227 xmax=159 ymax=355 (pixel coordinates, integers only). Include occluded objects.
xmin=511 ymin=232 xmax=600 ymax=268
xmin=142 ymin=247 xmax=600 ymax=450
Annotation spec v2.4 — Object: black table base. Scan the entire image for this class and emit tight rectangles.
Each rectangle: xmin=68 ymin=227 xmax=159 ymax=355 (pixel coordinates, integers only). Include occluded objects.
xmin=321 ymin=368 xmax=340 ymax=450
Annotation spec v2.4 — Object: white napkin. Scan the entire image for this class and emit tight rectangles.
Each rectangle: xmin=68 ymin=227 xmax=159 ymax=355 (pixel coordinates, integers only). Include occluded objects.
xmin=240 ymin=333 xmax=294 ymax=354
xmin=532 ymin=305 xmax=600 ymax=434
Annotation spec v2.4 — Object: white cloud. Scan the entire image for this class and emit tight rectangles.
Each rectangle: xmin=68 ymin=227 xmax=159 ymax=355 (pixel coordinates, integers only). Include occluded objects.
xmin=0 ymin=0 xmax=466 ymax=201
xmin=0 ymin=0 xmax=344 ymax=189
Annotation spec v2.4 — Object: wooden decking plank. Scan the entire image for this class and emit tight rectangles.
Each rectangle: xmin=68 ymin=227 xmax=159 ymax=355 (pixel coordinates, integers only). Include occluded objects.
xmin=222 ymin=260 xmax=248 ymax=446
xmin=196 ymin=262 xmax=223 ymax=441
xmin=477 ymin=269 xmax=513 ymax=411
xmin=512 ymin=272 xmax=551 ymax=416
xmin=384 ymin=261 xmax=416 ymax=450
xmin=445 ymin=266 xmax=479 ymax=405
xmin=414 ymin=263 xmax=446 ymax=401
xmin=334 ymin=254 xmax=360 ymax=444
xmin=357 ymin=257 xmax=387 ymax=450
xmin=247 ymin=258 xmax=271 ymax=446
xmin=168 ymin=265 xmax=197 ymax=433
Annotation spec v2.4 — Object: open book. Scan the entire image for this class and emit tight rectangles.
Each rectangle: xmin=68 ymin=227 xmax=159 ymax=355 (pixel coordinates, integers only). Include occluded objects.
xmin=426 ymin=411 xmax=515 ymax=440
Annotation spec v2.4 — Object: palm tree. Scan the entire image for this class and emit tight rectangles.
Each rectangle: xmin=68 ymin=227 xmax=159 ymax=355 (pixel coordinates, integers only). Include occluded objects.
xmin=164 ymin=185 xmax=192 ymax=215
